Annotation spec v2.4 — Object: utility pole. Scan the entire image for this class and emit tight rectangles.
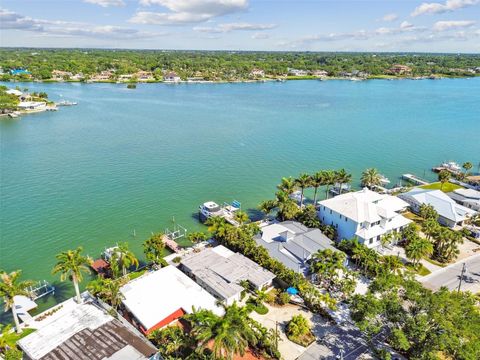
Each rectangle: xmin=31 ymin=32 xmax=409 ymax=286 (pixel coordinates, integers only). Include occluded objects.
xmin=275 ymin=321 xmax=279 ymax=351
xmin=457 ymin=263 xmax=467 ymax=292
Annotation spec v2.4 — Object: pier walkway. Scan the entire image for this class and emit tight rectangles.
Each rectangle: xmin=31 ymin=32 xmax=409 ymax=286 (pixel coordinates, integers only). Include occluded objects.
xmin=402 ymin=173 xmax=429 ymax=186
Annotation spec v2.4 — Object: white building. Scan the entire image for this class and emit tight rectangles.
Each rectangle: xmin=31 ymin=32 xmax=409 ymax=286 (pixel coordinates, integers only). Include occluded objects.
xmin=318 ymin=188 xmax=412 ymax=248
xmin=18 ymin=101 xmax=46 ymax=111
xmin=180 ymin=245 xmax=275 ymax=305
xmin=6 ymin=89 xmax=23 ymax=96
xmin=399 ymin=188 xmax=476 ymax=228
xmin=120 ymin=265 xmax=223 ymax=334
xmin=163 ymin=71 xmax=181 ymax=82
xmin=448 ymin=188 xmax=480 ymax=212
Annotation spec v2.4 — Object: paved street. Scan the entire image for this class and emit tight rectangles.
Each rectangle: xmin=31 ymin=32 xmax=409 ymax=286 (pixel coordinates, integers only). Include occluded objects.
xmin=420 ymin=254 xmax=480 ymax=292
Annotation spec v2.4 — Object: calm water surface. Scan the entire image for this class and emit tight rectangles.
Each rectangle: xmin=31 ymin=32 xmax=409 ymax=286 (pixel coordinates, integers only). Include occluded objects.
xmin=1 ymin=79 xmax=479 ymax=307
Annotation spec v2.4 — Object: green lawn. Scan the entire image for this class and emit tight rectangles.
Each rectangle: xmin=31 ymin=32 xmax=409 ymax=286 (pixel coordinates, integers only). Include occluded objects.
xmin=419 ymin=182 xmax=463 ymax=193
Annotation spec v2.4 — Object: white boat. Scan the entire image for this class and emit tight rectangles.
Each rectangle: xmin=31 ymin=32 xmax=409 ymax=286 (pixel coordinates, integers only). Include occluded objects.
xmin=442 ymin=161 xmax=462 ymax=172
xmin=8 ymin=112 xmax=19 ymax=118
xmin=379 ymin=174 xmax=390 ymax=184
xmin=56 ymin=100 xmax=78 ymax=106
xmin=199 ymin=201 xmax=224 ymax=222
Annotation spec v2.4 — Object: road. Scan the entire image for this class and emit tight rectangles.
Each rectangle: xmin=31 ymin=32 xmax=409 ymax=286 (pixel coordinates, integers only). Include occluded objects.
xmin=420 ymin=254 xmax=480 ymax=292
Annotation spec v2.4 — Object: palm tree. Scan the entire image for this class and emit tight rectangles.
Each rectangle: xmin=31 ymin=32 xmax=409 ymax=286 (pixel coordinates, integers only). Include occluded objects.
xmin=206 ymin=216 xmax=228 ymax=239
xmin=277 ymin=177 xmax=296 ymax=195
xmin=310 ymin=171 xmax=325 ymax=206
xmin=186 ymin=303 xmax=257 ymax=360
xmin=380 ymin=232 xmax=394 ymax=249
xmin=0 ymin=324 xmax=16 ymax=352
xmin=86 ymin=276 xmax=126 ymax=310
xmin=0 ymin=270 xmax=34 ymax=333
xmin=323 ymin=170 xmax=336 ymax=199
xmin=405 ymin=236 xmax=433 ymax=267
xmin=258 ymin=200 xmax=277 ymax=218
xmin=254 ymin=288 xmax=269 ymax=307
xmin=361 ymin=168 xmax=382 ymax=189
xmin=143 ymin=233 xmax=165 ymax=266
xmin=52 ymin=247 xmax=92 ymax=303
xmin=334 ymin=169 xmax=352 ymax=195
xmin=438 ymin=169 xmax=451 ymax=191
xmin=462 ymin=162 xmax=472 ymax=174
xmin=188 ymin=231 xmax=208 ymax=244
xmin=275 ymin=191 xmax=299 ymax=221
xmin=295 ymin=173 xmax=311 ymax=208
xmin=116 ymin=242 xmax=139 ymax=276
xmin=233 ymin=210 xmax=250 ymax=225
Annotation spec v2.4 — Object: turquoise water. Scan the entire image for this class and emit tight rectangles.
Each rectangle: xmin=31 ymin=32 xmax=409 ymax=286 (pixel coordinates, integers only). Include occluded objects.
xmin=1 ymin=79 xmax=479 ymax=305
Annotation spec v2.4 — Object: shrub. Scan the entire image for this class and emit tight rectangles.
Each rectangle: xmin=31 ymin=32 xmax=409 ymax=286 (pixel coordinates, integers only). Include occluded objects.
xmin=277 ymin=292 xmax=291 ymax=305
xmin=172 ymin=256 xmax=182 ymax=263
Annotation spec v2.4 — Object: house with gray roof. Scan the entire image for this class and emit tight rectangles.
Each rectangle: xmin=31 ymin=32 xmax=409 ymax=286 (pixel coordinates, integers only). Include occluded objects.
xmin=399 ymin=188 xmax=476 ymax=228
xmin=254 ymin=221 xmax=339 ymax=273
xmin=180 ymin=245 xmax=275 ymax=305
xmin=447 ymin=188 xmax=480 ymax=212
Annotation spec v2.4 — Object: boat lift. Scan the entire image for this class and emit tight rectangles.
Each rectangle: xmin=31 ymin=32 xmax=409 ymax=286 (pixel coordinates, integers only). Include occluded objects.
xmin=27 ymin=280 xmax=55 ymax=300
xmin=165 ymin=217 xmax=187 ymax=241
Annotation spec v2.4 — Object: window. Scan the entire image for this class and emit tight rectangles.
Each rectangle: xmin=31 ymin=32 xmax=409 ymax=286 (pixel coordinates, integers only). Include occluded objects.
xmin=345 ymin=217 xmax=348 ymax=222
xmin=340 ymin=215 xmax=342 ymax=219
xmin=369 ymin=238 xmax=373 ymax=244
xmin=330 ymin=210 xmax=332 ymax=214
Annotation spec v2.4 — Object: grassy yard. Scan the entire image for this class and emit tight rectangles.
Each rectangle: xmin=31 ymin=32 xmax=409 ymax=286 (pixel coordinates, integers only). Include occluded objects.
xmin=419 ymin=182 xmax=463 ymax=193
xmin=406 ymin=263 xmax=431 ymax=276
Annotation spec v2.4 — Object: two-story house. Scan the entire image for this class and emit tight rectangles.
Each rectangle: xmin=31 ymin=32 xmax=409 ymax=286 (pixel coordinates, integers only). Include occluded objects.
xmin=318 ymin=188 xmax=411 ymax=248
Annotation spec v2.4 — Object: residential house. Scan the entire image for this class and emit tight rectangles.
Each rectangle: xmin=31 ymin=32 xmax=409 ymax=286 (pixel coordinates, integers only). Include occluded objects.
xmin=250 ymin=68 xmax=265 ymax=77
xmin=17 ymin=297 xmax=158 ymax=360
xmin=18 ymin=101 xmax=46 ymax=111
xmin=311 ymin=70 xmax=329 ymax=77
xmin=254 ymin=221 xmax=340 ymax=273
xmin=136 ymin=71 xmax=154 ymax=81
xmin=71 ymin=73 xmax=84 ymax=81
xmin=92 ymin=70 xmax=114 ymax=81
xmin=163 ymin=71 xmax=181 ymax=82
xmin=120 ymin=265 xmax=222 ymax=334
xmin=318 ymin=188 xmax=412 ymax=248
xmin=447 ymin=188 xmax=480 ymax=212
xmin=389 ymin=64 xmax=412 ymax=75
xmin=399 ymin=188 xmax=476 ymax=228
xmin=51 ymin=70 xmax=73 ymax=81
xmin=180 ymin=245 xmax=275 ymax=305
xmin=288 ymin=68 xmax=309 ymax=76
xmin=6 ymin=89 xmax=23 ymax=96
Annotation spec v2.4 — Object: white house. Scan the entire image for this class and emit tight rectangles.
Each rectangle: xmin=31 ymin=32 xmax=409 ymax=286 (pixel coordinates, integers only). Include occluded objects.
xmin=163 ymin=71 xmax=181 ymax=82
xmin=18 ymin=101 xmax=46 ymax=111
xmin=448 ymin=188 xmax=480 ymax=212
xmin=399 ymin=188 xmax=476 ymax=228
xmin=6 ymin=89 xmax=23 ymax=96
xmin=318 ymin=188 xmax=412 ymax=248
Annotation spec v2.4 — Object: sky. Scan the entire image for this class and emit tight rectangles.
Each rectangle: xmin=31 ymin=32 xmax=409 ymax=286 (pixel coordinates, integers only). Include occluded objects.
xmin=1 ymin=0 xmax=479 ymax=52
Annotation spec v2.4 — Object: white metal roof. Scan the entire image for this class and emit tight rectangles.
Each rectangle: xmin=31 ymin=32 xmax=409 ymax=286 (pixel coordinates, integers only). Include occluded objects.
xmin=120 ymin=265 xmax=223 ymax=331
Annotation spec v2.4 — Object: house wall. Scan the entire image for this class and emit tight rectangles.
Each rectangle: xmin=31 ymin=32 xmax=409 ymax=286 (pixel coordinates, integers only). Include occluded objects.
xmin=438 ymin=215 xmax=457 ymax=228
xmin=144 ymin=308 xmax=186 ymax=334
xmin=318 ymin=206 xmax=359 ymax=242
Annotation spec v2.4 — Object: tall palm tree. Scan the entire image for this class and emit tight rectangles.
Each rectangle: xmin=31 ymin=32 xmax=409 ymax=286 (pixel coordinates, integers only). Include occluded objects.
xmin=0 ymin=270 xmax=34 ymax=333
xmin=233 ymin=210 xmax=250 ymax=225
xmin=438 ymin=169 xmax=451 ymax=191
xmin=258 ymin=200 xmax=277 ymax=218
xmin=295 ymin=173 xmax=311 ymax=208
xmin=86 ymin=276 xmax=126 ymax=310
xmin=361 ymin=168 xmax=382 ymax=189
xmin=462 ymin=162 xmax=472 ymax=174
xmin=277 ymin=177 xmax=296 ymax=195
xmin=323 ymin=170 xmax=336 ymax=199
xmin=206 ymin=216 xmax=228 ymax=239
xmin=116 ymin=242 xmax=139 ymax=276
xmin=334 ymin=169 xmax=352 ymax=195
xmin=405 ymin=236 xmax=433 ymax=267
xmin=52 ymin=247 xmax=92 ymax=303
xmin=310 ymin=171 xmax=325 ymax=206
xmin=188 ymin=231 xmax=208 ymax=244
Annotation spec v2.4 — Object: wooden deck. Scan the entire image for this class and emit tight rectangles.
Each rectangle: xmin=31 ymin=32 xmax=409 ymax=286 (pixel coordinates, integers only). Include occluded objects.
xmin=163 ymin=235 xmax=181 ymax=253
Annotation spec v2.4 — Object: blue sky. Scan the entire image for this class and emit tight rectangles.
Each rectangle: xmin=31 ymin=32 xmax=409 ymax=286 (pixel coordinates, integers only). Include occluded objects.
xmin=1 ymin=0 xmax=479 ymax=52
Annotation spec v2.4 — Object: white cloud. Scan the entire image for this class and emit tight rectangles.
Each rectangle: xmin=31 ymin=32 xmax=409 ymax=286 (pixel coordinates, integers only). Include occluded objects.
xmin=83 ymin=0 xmax=125 ymax=7
xmin=374 ymin=22 xmax=425 ymax=35
xmin=412 ymin=0 xmax=479 ymax=17
xmin=252 ymin=32 xmax=269 ymax=39
xmin=194 ymin=22 xmax=275 ymax=33
xmin=0 ymin=8 xmax=161 ymax=39
xmin=381 ymin=13 xmax=398 ymax=22
xmin=400 ymin=21 xmax=414 ymax=29
xmin=433 ymin=20 xmax=476 ymax=30
xmin=131 ymin=0 xmax=248 ymax=25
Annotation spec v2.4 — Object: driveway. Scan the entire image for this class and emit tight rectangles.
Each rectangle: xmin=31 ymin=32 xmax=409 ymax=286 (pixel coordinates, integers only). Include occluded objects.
xmin=420 ymin=253 xmax=480 ymax=292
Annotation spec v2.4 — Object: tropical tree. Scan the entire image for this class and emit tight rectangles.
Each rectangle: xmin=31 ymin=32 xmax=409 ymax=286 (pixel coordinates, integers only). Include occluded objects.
xmin=206 ymin=216 xmax=228 ymax=239
xmin=286 ymin=314 xmax=311 ymax=338
xmin=419 ymin=204 xmax=438 ymax=221
xmin=188 ymin=231 xmax=208 ymax=244
xmin=254 ymin=288 xmax=269 ymax=307
xmin=323 ymin=170 xmax=336 ymax=199
xmin=149 ymin=326 xmax=191 ymax=359
xmin=275 ymin=191 xmax=300 ymax=221
xmin=334 ymin=169 xmax=352 ymax=195
xmin=361 ymin=168 xmax=382 ymax=188
xmin=295 ymin=173 xmax=311 ymax=208
xmin=0 ymin=270 xmax=34 ymax=333
xmin=186 ymin=302 xmax=257 ymax=360
xmin=405 ymin=236 xmax=433 ymax=267
xmin=310 ymin=171 xmax=325 ymax=205
xmin=422 ymin=218 xmax=440 ymax=241
xmin=277 ymin=177 xmax=296 ymax=195
xmin=86 ymin=276 xmax=126 ymax=310
xmin=234 ymin=210 xmax=250 ymax=225
xmin=462 ymin=161 xmax=472 ymax=174
xmin=380 ymin=232 xmax=394 ymax=248
xmin=0 ymin=324 xmax=16 ymax=354
xmin=143 ymin=233 xmax=165 ymax=266
xmin=310 ymin=249 xmax=346 ymax=289
xmin=52 ymin=247 xmax=92 ymax=303
xmin=438 ymin=169 xmax=451 ymax=190
xmin=115 ymin=242 xmax=139 ymax=276
xmin=258 ymin=200 xmax=277 ymax=218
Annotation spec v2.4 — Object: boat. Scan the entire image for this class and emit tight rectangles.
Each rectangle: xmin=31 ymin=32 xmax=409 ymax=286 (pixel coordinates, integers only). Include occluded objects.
xmin=8 ymin=112 xmax=19 ymax=118
xmin=441 ymin=161 xmax=462 ymax=173
xmin=379 ymin=174 xmax=390 ymax=184
xmin=56 ymin=100 xmax=78 ymax=106
xmin=199 ymin=201 xmax=224 ymax=222
xmin=350 ymin=77 xmax=362 ymax=81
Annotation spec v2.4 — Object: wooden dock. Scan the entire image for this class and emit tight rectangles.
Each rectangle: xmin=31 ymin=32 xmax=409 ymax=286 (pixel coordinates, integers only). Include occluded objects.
xmin=163 ymin=235 xmax=181 ymax=253
xmin=402 ymin=173 xmax=429 ymax=186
